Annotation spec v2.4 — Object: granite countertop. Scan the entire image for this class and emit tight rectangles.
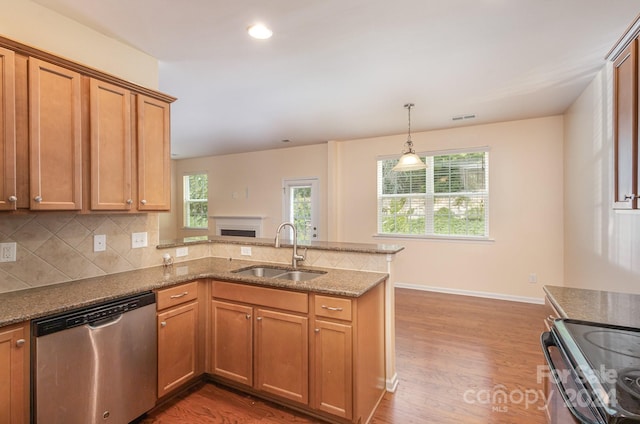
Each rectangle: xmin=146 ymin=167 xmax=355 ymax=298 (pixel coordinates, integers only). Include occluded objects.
xmin=158 ymin=235 xmax=405 ymax=254
xmin=544 ymin=285 xmax=640 ymax=328
xmin=0 ymin=257 xmax=388 ymax=327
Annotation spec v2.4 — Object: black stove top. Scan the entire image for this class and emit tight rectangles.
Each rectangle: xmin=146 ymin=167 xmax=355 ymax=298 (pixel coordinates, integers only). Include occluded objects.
xmin=556 ymin=320 xmax=640 ymax=421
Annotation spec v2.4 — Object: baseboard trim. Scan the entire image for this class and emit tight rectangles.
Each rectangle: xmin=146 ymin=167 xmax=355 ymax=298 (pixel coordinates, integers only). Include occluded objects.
xmin=394 ymin=283 xmax=544 ymax=305
xmin=386 ymin=372 xmax=399 ymax=392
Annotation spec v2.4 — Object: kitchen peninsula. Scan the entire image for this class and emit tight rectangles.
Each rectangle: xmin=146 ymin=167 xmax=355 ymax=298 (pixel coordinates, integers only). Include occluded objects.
xmin=0 ymin=237 xmax=403 ymax=424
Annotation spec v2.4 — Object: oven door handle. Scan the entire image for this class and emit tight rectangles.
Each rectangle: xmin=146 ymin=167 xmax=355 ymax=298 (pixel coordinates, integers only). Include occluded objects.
xmin=541 ymin=332 xmax=604 ymax=424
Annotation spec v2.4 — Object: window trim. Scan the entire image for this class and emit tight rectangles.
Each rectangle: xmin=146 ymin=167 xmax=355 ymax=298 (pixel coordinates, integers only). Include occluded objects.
xmin=376 ymin=146 xmax=490 ymax=240
xmin=183 ymin=172 xmax=209 ymax=230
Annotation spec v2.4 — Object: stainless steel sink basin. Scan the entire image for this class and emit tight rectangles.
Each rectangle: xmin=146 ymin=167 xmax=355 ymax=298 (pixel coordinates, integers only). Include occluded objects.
xmin=274 ymin=270 xmax=326 ymax=281
xmin=231 ymin=265 xmax=326 ymax=281
xmin=232 ymin=266 xmax=289 ymax=278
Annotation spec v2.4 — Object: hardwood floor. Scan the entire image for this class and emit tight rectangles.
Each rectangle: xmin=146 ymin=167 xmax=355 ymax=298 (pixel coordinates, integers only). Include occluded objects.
xmin=139 ymin=288 xmax=549 ymax=424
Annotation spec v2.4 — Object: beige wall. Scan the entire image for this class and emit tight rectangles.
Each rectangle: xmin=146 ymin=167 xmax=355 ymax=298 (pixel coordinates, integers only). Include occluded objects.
xmin=169 ymin=144 xmax=329 ymax=240
xmin=336 ymin=117 xmax=565 ymax=300
xmin=170 ymin=117 xmax=564 ymax=301
xmin=564 ymin=65 xmax=640 ymax=294
xmin=0 ymin=0 xmax=158 ymax=88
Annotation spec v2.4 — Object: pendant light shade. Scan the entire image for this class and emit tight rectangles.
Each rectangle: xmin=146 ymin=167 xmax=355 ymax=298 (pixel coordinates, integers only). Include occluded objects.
xmin=392 ymin=103 xmax=427 ymax=172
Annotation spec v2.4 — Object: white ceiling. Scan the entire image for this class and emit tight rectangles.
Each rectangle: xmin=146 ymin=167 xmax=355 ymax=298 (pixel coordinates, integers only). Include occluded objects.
xmin=33 ymin=0 xmax=640 ymax=158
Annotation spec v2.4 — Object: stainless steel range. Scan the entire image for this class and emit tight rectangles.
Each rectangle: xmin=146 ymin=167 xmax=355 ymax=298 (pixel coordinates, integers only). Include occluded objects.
xmin=542 ymin=319 xmax=640 ymax=424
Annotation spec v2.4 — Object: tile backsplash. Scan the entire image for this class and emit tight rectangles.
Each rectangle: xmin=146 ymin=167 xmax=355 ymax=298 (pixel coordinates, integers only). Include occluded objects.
xmin=0 ymin=212 xmax=163 ymax=293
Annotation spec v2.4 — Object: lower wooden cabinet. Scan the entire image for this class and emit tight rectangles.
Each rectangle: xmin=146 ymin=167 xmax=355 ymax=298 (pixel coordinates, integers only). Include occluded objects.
xmin=210 ymin=279 xmax=386 ymax=424
xmin=210 ymin=300 xmax=253 ymax=385
xmin=255 ymin=308 xmax=308 ymax=404
xmin=156 ymin=281 xmax=203 ymax=398
xmin=0 ymin=321 xmax=29 ymax=424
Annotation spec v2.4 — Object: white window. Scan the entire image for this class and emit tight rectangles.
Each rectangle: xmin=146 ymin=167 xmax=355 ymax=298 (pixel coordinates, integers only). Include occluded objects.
xmin=183 ymin=173 xmax=208 ymax=229
xmin=377 ymin=148 xmax=489 ymax=238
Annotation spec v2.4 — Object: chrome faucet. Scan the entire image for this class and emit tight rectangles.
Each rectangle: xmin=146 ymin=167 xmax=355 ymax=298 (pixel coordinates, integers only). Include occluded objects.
xmin=275 ymin=222 xmax=306 ymax=269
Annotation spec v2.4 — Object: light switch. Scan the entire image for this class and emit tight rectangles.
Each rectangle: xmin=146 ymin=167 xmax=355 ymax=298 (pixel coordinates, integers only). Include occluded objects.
xmin=93 ymin=234 xmax=106 ymax=252
xmin=131 ymin=232 xmax=148 ymax=249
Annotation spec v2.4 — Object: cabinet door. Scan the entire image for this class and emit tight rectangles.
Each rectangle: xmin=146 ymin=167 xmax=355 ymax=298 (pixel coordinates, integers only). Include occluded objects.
xmin=137 ymin=94 xmax=170 ymax=211
xmin=0 ymin=323 xmax=28 ymax=424
xmin=613 ymin=39 xmax=638 ymax=209
xmin=157 ymin=301 xmax=198 ymax=398
xmin=90 ymin=78 xmax=132 ymax=210
xmin=28 ymin=58 xmax=82 ymax=210
xmin=211 ymin=300 xmax=253 ymax=386
xmin=0 ymin=47 xmax=16 ymax=211
xmin=255 ymin=308 xmax=308 ymax=404
xmin=311 ymin=319 xmax=353 ymax=419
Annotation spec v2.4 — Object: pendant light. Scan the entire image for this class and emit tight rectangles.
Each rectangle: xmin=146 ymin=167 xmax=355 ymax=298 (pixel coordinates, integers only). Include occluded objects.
xmin=392 ymin=103 xmax=427 ymax=172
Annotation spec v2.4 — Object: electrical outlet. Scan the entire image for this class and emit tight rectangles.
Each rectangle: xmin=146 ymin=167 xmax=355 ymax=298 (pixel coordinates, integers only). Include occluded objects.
xmin=241 ymin=246 xmax=252 ymax=256
xmin=176 ymin=247 xmax=188 ymax=257
xmin=0 ymin=242 xmax=16 ymax=262
xmin=93 ymin=234 xmax=106 ymax=252
xmin=528 ymin=273 xmax=537 ymax=284
xmin=131 ymin=232 xmax=148 ymax=249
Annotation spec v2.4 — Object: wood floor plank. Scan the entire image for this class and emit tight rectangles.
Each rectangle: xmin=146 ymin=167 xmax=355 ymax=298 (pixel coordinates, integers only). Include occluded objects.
xmin=139 ymin=288 xmax=549 ymax=424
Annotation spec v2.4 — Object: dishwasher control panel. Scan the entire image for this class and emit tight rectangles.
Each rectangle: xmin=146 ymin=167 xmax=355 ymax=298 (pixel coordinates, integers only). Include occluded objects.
xmin=33 ymin=291 xmax=155 ymax=337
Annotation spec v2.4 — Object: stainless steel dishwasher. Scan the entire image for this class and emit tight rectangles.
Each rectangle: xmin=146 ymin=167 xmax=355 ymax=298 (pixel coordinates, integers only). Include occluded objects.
xmin=32 ymin=291 xmax=157 ymax=424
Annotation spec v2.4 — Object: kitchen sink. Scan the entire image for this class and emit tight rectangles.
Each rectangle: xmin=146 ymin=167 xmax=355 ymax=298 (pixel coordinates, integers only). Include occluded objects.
xmin=231 ymin=265 xmax=326 ymax=281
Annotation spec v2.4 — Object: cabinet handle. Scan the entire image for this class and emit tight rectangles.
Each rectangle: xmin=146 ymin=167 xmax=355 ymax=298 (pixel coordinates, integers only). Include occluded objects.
xmin=321 ymin=305 xmax=343 ymax=312
xmin=546 ymin=315 xmax=557 ymax=324
xmin=256 ymin=317 xmax=263 ymax=321
xmin=34 ymin=195 xmax=42 ymax=203
xmin=160 ymin=321 xmax=167 ymax=328
xmin=126 ymin=199 xmax=133 ymax=205
xmin=245 ymin=314 xmax=251 ymax=319
xmin=314 ymin=328 xmax=320 ymax=333
xmin=15 ymin=339 xmax=25 ymax=347
xmin=170 ymin=292 xmax=188 ymax=299
xmin=140 ymin=199 xmax=147 ymax=205
xmin=8 ymin=195 xmax=17 ymax=203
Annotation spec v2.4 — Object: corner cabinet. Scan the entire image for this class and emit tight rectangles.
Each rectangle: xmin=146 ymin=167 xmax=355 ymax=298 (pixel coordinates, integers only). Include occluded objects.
xmin=0 ymin=321 xmax=29 ymax=424
xmin=608 ymin=16 xmax=640 ymax=209
xmin=156 ymin=281 xmax=204 ymax=398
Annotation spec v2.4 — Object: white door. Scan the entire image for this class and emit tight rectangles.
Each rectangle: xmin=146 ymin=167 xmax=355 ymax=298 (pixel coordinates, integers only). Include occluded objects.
xmin=283 ymin=178 xmax=319 ymax=242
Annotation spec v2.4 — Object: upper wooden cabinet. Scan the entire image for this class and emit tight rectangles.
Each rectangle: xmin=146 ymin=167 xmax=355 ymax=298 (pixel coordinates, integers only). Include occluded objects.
xmin=0 ymin=47 xmax=16 ymax=211
xmin=90 ymin=78 xmax=133 ymax=210
xmin=137 ymin=95 xmax=171 ymax=211
xmin=608 ymin=16 xmax=640 ymax=210
xmin=0 ymin=35 xmax=175 ymax=213
xmin=29 ymin=58 xmax=83 ymax=210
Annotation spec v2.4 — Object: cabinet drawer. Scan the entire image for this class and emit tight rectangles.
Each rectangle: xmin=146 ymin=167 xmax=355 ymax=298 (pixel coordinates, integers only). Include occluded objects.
xmin=212 ymin=281 xmax=308 ymax=314
xmin=157 ymin=281 xmax=198 ymax=310
xmin=314 ymin=295 xmax=352 ymax=321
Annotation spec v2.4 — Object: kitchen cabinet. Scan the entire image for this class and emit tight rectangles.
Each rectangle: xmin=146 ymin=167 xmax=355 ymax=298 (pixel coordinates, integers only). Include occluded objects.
xmin=210 ymin=300 xmax=253 ymax=385
xmin=210 ymin=281 xmax=309 ymax=405
xmin=156 ymin=281 xmax=201 ymax=398
xmin=0 ymin=321 xmax=29 ymax=424
xmin=255 ymin=308 xmax=308 ymax=404
xmin=608 ymin=17 xmax=640 ymax=210
xmin=210 ymin=279 xmax=385 ymax=423
xmin=0 ymin=47 xmax=16 ymax=211
xmin=28 ymin=58 xmax=82 ymax=210
xmin=0 ymin=35 xmax=175 ymax=213
xmin=310 ymin=285 xmax=385 ymax=424
xmin=137 ymin=95 xmax=171 ymax=211
xmin=89 ymin=78 xmax=133 ymax=210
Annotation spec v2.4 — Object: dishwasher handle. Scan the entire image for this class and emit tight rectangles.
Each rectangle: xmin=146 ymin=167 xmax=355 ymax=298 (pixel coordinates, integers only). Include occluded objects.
xmin=88 ymin=312 xmax=123 ymax=329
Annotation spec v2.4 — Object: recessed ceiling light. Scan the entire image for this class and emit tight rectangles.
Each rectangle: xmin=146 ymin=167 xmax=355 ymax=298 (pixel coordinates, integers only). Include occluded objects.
xmin=247 ymin=23 xmax=273 ymax=40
